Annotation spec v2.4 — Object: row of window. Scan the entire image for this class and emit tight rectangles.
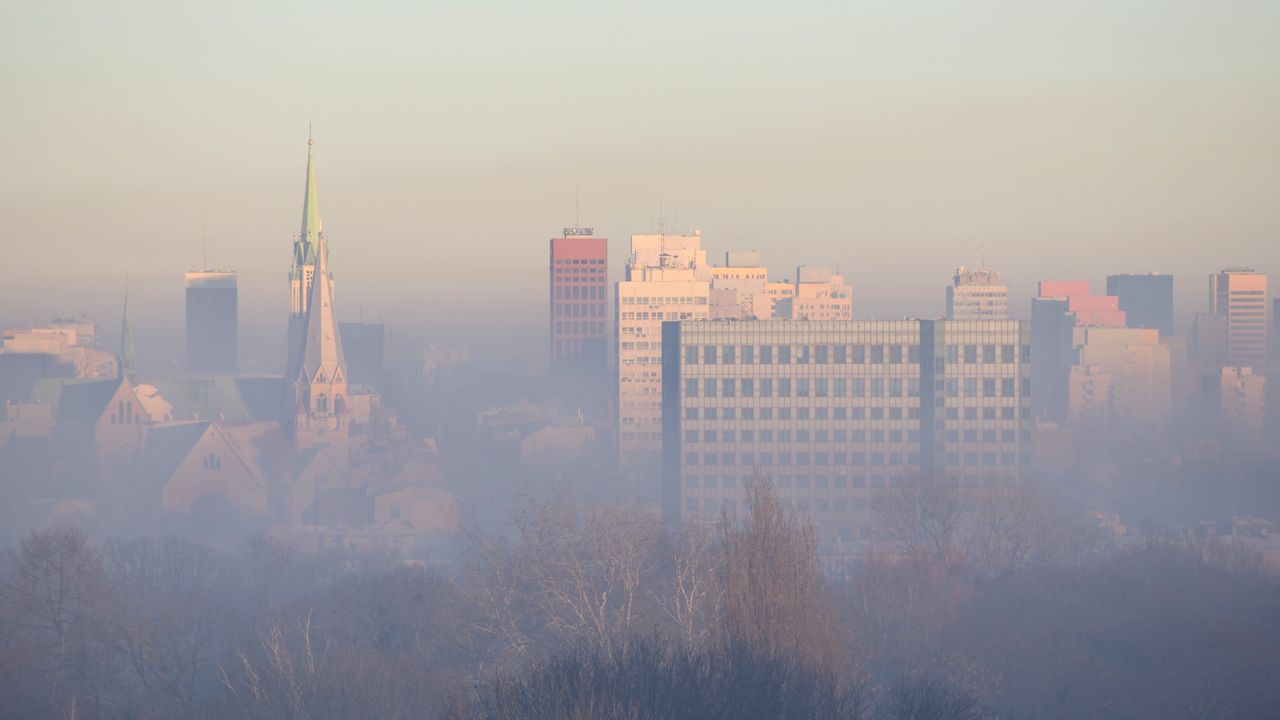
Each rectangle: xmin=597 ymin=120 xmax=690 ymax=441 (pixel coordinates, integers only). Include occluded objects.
xmin=684 ymin=450 xmax=1019 ymax=466
xmin=682 ymin=376 xmax=1031 ymax=399
xmin=553 ymin=258 xmax=604 ymax=265
xmin=620 ymin=296 xmax=709 ymax=305
xmin=553 ymin=320 xmax=604 ymax=335
xmin=684 ymin=343 xmax=1029 ymax=365
xmin=687 ymin=427 xmax=1020 ymax=443
xmin=554 ymin=302 xmax=605 ymax=317
xmin=554 ymin=285 xmax=605 ymax=300
xmin=682 ymin=405 xmax=1026 ymax=421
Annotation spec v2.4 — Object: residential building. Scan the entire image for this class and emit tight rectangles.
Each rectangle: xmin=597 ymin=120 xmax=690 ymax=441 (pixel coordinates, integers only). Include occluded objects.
xmin=617 ymin=232 xmax=710 ymax=472
xmin=947 ymin=265 xmax=1008 ymax=320
xmin=184 ymin=271 xmax=237 ymax=372
xmin=1107 ymin=273 xmax=1174 ymax=337
xmin=707 ymin=251 xmax=771 ymax=320
xmin=1218 ymin=367 xmax=1266 ymax=443
xmin=1209 ymin=268 xmax=1268 ymax=367
xmin=661 ymin=319 xmax=1030 ymax=544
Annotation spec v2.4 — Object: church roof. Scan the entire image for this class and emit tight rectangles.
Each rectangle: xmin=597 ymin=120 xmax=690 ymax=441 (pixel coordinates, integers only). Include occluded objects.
xmin=144 ymin=376 xmax=285 ymax=423
xmin=137 ymin=421 xmax=211 ymax=486
xmin=55 ymin=378 xmax=124 ymax=424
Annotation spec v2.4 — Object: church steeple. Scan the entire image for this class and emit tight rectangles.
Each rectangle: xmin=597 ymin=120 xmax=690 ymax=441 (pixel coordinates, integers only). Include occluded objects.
xmin=119 ymin=280 xmax=136 ymax=381
xmin=295 ymin=134 xmax=323 ymax=272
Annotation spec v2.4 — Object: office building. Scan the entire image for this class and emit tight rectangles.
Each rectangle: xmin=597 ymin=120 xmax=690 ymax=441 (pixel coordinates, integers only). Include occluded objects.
xmin=1106 ymin=273 xmax=1174 ymax=337
xmin=184 ymin=271 xmax=237 ymax=372
xmin=550 ymin=227 xmax=608 ymax=377
xmin=617 ymin=232 xmax=710 ymax=470
xmin=1209 ymin=268 xmax=1268 ymax=367
xmin=662 ymin=319 xmax=1030 ymax=543
xmin=947 ymin=265 xmax=1008 ymax=320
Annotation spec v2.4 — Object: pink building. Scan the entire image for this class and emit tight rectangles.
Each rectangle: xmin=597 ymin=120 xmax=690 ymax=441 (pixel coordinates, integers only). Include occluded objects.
xmin=550 ymin=228 xmax=608 ymax=375
xmin=1038 ymin=281 xmax=1126 ymax=327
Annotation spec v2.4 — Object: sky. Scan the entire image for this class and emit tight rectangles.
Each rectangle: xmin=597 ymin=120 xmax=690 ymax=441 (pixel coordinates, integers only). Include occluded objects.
xmin=2 ymin=1 xmax=1278 ymax=371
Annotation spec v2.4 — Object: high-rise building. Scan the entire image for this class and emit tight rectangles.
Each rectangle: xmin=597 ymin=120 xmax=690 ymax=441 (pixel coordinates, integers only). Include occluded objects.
xmin=661 ymin=319 xmax=1030 ymax=542
xmin=1106 ymin=273 xmax=1174 ymax=337
xmin=617 ymin=231 xmax=709 ymax=472
xmin=184 ymin=271 xmax=237 ymax=372
xmin=550 ymin=227 xmax=608 ymax=378
xmin=1209 ymin=268 xmax=1268 ymax=367
xmin=287 ymin=137 xmax=325 ymax=377
xmin=947 ymin=265 xmax=1008 ymax=320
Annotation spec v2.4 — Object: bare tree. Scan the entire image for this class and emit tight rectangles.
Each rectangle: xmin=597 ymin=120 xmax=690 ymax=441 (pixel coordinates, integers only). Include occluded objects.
xmin=101 ymin=536 xmax=222 ymax=716
xmin=0 ymin=527 xmax=115 ymax=719
xmin=875 ymin=474 xmax=966 ymax=579
xmin=719 ymin=477 xmax=844 ymax=672
xmin=963 ymin=481 xmax=1062 ymax=578
xmin=658 ymin=519 xmax=722 ymax=650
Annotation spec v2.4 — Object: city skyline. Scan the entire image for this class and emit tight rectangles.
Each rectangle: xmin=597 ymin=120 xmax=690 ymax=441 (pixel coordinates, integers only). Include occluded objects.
xmin=3 ymin=1 xmax=1278 ymax=369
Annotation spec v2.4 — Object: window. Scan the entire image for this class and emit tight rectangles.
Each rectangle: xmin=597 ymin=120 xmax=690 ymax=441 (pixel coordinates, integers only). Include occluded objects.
xmin=741 ymin=345 xmax=754 ymax=364
xmin=778 ymin=345 xmax=791 ymax=364
xmin=965 ymin=345 xmax=977 ymax=363
xmin=723 ymin=346 xmax=736 ymax=364
xmin=703 ymin=379 xmax=717 ymax=397
xmin=760 ymin=345 xmax=773 ymax=364
xmin=871 ymin=345 xmax=884 ymax=363
xmin=889 ymin=345 xmax=902 ymax=364
xmin=685 ymin=346 xmax=698 ymax=364
xmin=704 ymin=346 xmax=717 ymax=364
xmin=685 ymin=379 xmax=698 ymax=397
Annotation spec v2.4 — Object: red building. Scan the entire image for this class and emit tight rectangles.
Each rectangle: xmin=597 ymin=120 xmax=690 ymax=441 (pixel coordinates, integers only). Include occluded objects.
xmin=550 ymin=228 xmax=608 ymax=380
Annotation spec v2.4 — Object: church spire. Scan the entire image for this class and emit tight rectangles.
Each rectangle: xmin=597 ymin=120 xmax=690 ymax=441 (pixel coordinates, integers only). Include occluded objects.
xmin=119 ymin=279 xmax=136 ymax=381
xmin=295 ymin=133 xmax=323 ymax=271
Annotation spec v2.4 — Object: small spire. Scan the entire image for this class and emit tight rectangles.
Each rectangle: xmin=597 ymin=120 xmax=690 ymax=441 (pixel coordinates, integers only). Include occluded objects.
xmin=119 ymin=278 xmax=136 ymax=381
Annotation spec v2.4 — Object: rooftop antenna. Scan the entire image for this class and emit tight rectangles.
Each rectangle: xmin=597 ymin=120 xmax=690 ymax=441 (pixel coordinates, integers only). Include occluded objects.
xmin=201 ymin=212 xmax=208 ymax=270
xmin=574 ymin=188 xmax=581 ymax=230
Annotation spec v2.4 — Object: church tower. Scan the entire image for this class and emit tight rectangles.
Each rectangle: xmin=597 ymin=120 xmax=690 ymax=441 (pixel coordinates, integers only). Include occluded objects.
xmin=286 ymin=136 xmax=326 ymax=378
xmin=292 ymin=226 xmax=349 ymax=465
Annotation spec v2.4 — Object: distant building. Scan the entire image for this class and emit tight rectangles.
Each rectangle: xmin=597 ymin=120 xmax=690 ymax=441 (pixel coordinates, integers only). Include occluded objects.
xmin=947 ymin=265 xmax=1008 ymax=320
xmin=1069 ymin=327 xmax=1172 ymax=438
xmin=184 ymin=271 xmax=237 ymax=372
xmin=1107 ymin=273 xmax=1174 ymax=337
xmin=1 ymin=319 xmax=119 ymax=401
xmin=550 ymin=227 xmax=608 ymax=380
xmin=775 ymin=266 xmax=853 ymax=321
xmin=661 ymin=319 xmax=1030 ymax=543
xmin=1209 ymin=268 xmax=1268 ymax=367
xmin=707 ymin=251 xmax=771 ymax=320
xmin=339 ymin=322 xmax=386 ymax=391
xmin=1038 ymin=281 xmax=1126 ymax=327
xmin=1030 ymin=297 xmax=1075 ymax=423
xmin=1218 ymin=367 xmax=1266 ymax=442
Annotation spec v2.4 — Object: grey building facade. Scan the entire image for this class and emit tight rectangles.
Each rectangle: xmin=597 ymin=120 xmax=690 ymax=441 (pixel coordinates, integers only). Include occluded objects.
xmin=662 ymin=319 xmax=1031 ymax=543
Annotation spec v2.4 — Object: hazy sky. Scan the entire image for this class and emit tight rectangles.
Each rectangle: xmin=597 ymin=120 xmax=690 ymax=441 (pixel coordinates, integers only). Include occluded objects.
xmin=2 ymin=1 xmax=1277 ymax=370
